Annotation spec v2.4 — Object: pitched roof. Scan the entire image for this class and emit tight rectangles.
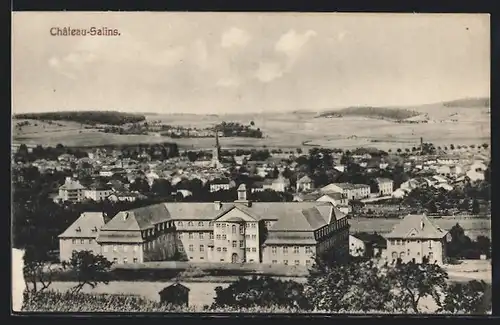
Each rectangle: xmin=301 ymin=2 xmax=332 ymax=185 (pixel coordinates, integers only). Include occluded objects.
xmin=297 ymin=175 xmax=313 ymax=183
xmin=264 ymin=231 xmax=317 ymax=245
xmin=59 ymin=212 xmax=105 ymax=238
xmin=376 ymin=177 xmax=393 ymax=183
xmin=59 ymin=180 xmax=86 ymax=190
xmin=384 ymin=214 xmax=448 ymax=240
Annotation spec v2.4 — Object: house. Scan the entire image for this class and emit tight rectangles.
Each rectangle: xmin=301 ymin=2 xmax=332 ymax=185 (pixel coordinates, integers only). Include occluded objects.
xmin=107 ymin=192 xmax=146 ymax=202
xmin=94 ymin=185 xmax=349 ymax=266
xmin=382 ymin=214 xmax=450 ymax=265
xmin=293 ymin=191 xmax=348 ymax=213
xmin=84 ymin=184 xmax=113 ymax=201
xmin=349 ymin=235 xmax=366 ymax=257
xmin=159 ymin=283 xmax=190 ymax=307
xmin=55 ymin=177 xmax=86 ymax=203
xmin=57 ymin=153 xmax=77 ymax=163
xmin=296 ymin=175 xmax=314 ymax=192
xmin=375 ymin=178 xmax=394 ymax=196
xmin=320 ymin=183 xmax=370 ymax=200
xmin=257 ymin=176 xmax=290 ymax=193
xmin=437 ymin=156 xmax=460 ymax=165
xmin=58 ymin=212 xmax=105 ymax=262
xmin=210 ymin=179 xmax=235 ymax=193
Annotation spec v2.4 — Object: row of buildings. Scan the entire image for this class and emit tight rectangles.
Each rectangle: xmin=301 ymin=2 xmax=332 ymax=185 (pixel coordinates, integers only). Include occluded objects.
xmin=59 ymin=184 xmax=449 ymax=266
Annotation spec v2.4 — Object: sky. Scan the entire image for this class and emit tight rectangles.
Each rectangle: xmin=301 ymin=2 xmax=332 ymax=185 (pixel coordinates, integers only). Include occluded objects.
xmin=12 ymin=12 xmax=490 ymax=115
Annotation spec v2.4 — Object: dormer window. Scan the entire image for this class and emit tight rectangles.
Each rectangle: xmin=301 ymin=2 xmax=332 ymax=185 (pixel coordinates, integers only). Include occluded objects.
xmin=91 ymin=227 xmax=98 ymax=233
xmin=178 ymin=221 xmax=183 ymax=227
xmin=188 ymin=221 xmax=194 ymax=227
xmin=198 ymin=221 xmax=204 ymax=227
xmin=76 ymin=227 xmax=81 ymax=233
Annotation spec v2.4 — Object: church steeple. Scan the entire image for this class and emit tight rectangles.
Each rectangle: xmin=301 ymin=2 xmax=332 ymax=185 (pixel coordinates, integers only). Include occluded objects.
xmin=211 ymin=126 xmax=222 ymax=169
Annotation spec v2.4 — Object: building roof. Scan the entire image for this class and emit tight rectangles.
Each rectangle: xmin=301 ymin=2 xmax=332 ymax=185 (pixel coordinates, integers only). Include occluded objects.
xmin=59 ymin=180 xmax=86 ymax=191
xmin=376 ymin=178 xmax=393 ymax=184
xmin=322 ymin=182 xmax=369 ymax=191
xmin=159 ymin=283 xmax=190 ymax=294
xmin=384 ymin=214 xmax=448 ymax=240
xmin=59 ymin=212 xmax=105 ymax=238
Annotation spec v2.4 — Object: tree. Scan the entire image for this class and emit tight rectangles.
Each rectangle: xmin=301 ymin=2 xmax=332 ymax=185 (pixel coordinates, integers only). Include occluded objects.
xmin=482 ymin=143 xmax=489 ymax=150
xmin=471 ymin=199 xmax=480 ymax=215
xmin=397 ymin=148 xmax=402 ymax=153
xmin=386 ymin=260 xmax=448 ymax=313
xmin=151 ymin=179 xmax=173 ymax=197
xmin=296 ymin=148 xmax=302 ymax=154
xmin=129 ymin=177 xmax=150 ymax=193
xmin=211 ymin=276 xmax=310 ymax=310
xmin=304 ymin=258 xmax=394 ymax=312
xmin=250 ymin=120 xmax=255 ymax=126
xmin=62 ymin=250 xmax=113 ymax=293
xmin=450 ymin=144 xmax=455 ymax=150
xmin=438 ymin=280 xmax=491 ymax=314
xmin=23 ymin=245 xmax=61 ymax=294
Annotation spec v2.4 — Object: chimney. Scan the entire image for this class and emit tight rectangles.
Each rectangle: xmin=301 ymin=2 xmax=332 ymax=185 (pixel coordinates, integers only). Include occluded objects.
xmin=237 ymin=184 xmax=247 ymax=201
xmin=420 ymin=220 xmax=425 ymax=230
xmin=214 ymin=201 xmax=222 ymax=211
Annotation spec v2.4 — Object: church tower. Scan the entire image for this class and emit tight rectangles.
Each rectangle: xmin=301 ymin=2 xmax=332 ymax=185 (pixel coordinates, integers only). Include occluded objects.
xmin=211 ymin=127 xmax=222 ymax=169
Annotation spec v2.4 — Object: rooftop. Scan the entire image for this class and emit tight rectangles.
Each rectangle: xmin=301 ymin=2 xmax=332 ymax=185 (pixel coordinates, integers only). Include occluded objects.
xmin=384 ymin=214 xmax=448 ymax=240
xmin=59 ymin=212 xmax=105 ymax=238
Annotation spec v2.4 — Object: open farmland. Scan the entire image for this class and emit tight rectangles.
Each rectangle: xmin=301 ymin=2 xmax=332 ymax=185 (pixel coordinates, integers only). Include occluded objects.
xmin=12 ymin=98 xmax=490 ymax=150
xmin=349 ymin=217 xmax=491 ymax=240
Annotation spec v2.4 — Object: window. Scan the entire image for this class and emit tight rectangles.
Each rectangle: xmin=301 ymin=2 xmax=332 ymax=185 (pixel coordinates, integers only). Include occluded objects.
xmin=245 ymin=223 xmax=249 ymax=229
xmin=216 ymin=223 xmax=220 ymax=228
xmin=80 ymin=239 xmax=85 ymax=244
xmin=123 ymin=258 xmax=128 ymax=264
xmin=283 ymin=247 xmax=288 ymax=254
xmin=188 ymin=221 xmax=194 ymax=227
xmin=209 ymin=222 xmax=213 ymax=227
xmin=72 ymin=239 xmax=77 ymax=244
xmin=251 ymin=234 xmax=257 ymax=240
xmin=189 ymin=244 xmax=194 ymax=252
xmin=198 ymin=221 xmax=204 ymax=227
xmin=178 ymin=221 xmax=183 ymax=227
xmin=232 ymin=225 xmax=237 ymax=234
xmin=188 ymin=233 xmax=194 ymax=240
xmin=407 ymin=249 xmax=410 ymax=255
xmin=232 ymin=241 xmax=237 ymax=248
xmin=113 ymin=258 xmax=118 ymax=263
xmin=216 ymin=234 xmax=221 ymax=240
xmin=178 ymin=233 xmax=183 ymax=239
xmin=223 ymin=247 xmax=227 ymax=252
xmin=200 ymin=245 xmax=204 ymax=252
xmin=251 ymin=223 xmax=256 ymax=229
xmin=306 ymin=260 xmax=311 ymax=266
xmin=305 ymin=246 xmax=312 ymax=254
xmin=217 ymin=247 xmax=221 ymax=252
xmin=246 ymin=248 xmax=251 ymax=252
xmin=133 ymin=245 xmax=138 ymax=252
xmin=272 ymin=260 xmax=277 ymax=264
xmin=239 ymin=226 xmax=244 ymax=234
xmin=113 ymin=245 xmax=117 ymax=252
xmin=295 ymin=260 xmax=300 ymax=266
xmin=293 ymin=246 xmax=300 ymax=254
xmin=245 ymin=234 xmax=250 ymax=239
xmin=179 ymin=246 xmax=184 ymax=252
xmin=240 ymin=240 xmax=244 ymax=248
xmin=222 ymin=234 xmax=227 ymax=240
xmin=123 ymin=246 xmax=128 ymax=252
xmin=199 ymin=233 xmax=204 ymax=240
xmin=252 ymin=247 xmax=256 ymax=253
xmin=222 ymin=223 xmax=226 ymax=229
xmin=265 ymin=221 xmax=270 ymax=227
xmin=429 ymin=241 xmax=433 ymax=249
xmin=133 ymin=258 xmax=138 ymax=263
xmin=283 ymin=260 xmax=288 ymax=265
xmin=210 ymin=233 xmax=214 ymax=240
xmin=272 ymin=246 xmax=277 ymax=255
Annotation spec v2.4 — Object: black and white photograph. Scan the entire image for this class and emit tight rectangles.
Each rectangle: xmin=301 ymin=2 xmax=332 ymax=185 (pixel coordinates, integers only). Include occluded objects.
xmin=11 ymin=12 xmax=491 ymax=314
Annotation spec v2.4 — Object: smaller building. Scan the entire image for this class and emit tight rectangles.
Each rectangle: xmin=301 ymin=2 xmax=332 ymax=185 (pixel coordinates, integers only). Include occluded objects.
xmin=84 ymin=184 xmax=113 ymax=201
xmin=383 ymin=214 xmax=450 ymax=265
xmin=56 ymin=177 xmax=87 ymax=203
xmin=375 ymin=178 xmax=394 ymax=196
xmin=209 ymin=179 xmax=235 ymax=193
xmin=159 ymin=283 xmax=190 ymax=307
xmin=320 ymin=183 xmax=370 ymax=200
xmin=296 ymin=175 xmax=314 ymax=192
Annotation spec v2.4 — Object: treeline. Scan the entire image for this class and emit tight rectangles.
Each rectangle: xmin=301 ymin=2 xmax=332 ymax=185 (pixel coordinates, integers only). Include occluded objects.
xmin=318 ymin=106 xmax=421 ymax=121
xmin=14 ymin=111 xmax=146 ymax=126
xmin=442 ymin=97 xmax=490 ymax=108
xmin=216 ymin=121 xmax=263 ymax=138
xmin=13 ymin=144 xmax=89 ymax=163
xmin=96 ymin=143 xmax=179 ymax=160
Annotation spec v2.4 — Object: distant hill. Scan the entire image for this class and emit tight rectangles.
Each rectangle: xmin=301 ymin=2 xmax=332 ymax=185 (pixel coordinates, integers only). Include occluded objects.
xmin=441 ymin=97 xmax=490 ymax=108
xmin=316 ymin=106 xmax=420 ymax=121
xmin=13 ymin=111 xmax=146 ymax=126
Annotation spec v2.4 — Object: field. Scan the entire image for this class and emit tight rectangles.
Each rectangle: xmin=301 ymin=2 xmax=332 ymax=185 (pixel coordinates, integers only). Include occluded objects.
xmin=349 ymin=217 xmax=491 ymax=240
xmin=12 ymin=99 xmax=490 ymax=150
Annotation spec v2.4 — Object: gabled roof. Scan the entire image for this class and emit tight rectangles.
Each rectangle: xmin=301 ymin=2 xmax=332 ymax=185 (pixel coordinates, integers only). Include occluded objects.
xmin=59 ymin=212 xmax=105 ymax=238
xmin=59 ymin=180 xmax=86 ymax=190
xmin=384 ymin=214 xmax=448 ymax=240
xmin=159 ymin=283 xmax=190 ymax=294
xmin=376 ymin=177 xmax=393 ymax=183
xmin=297 ymin=175 xmax=313 ymax=183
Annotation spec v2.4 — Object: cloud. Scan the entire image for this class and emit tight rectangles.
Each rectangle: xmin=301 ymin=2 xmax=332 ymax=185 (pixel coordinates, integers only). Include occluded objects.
xmin=216 ymin=77 xmax=240 ymax=88
xmin=275 ymin=29 xmax=317 ymax=58
xmin=254 ymin=62 xmax=285 ymax=83
xmin=221 ymin=27 xmax=251 ymax=48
